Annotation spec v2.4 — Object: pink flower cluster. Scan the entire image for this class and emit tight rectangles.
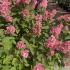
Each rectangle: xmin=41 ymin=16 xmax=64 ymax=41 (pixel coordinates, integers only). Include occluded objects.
xmin=32 ymin=0 xmax=37 ymax=9
xmin=16 ymin=41 xmax=26 ymax=49
xmin=43 ymin=10 xmax=49 ymax=20
xmin=44 ymin=21 xmax=64 ymax=51
xmin=60 ymin=41 xmax=70 ymax=53
xmin=21 ymin=0 xmax=30 ymax=4
xmin=32 ymin=0 xmax=48 ymax=9
xmin=38 ymin=0 xmax=48 ymax=8
xmin=44 ymin=35 xmax=61 ymax=50
xmin=0 ymin=0 xmax=12 ymax=22
xmin=21 ymin=49 xmax=29 ymax=58
xmin=44 ymin=22 xmax=70 ymax=53
xmin=6 ymin=25 xmax=16 ymax=34
xmin=33 ymin=63 xmax=45 ymax=70
xmin=43 ymin=9 xmax=57 ymax=20
xmin=57 ymin=14 xmax=70 ymax=22
xmin=21 ymin=9 xmax=29 ymax=17
xmin=16 ymin=0 xmax=30 ymax=6
xmin=32 ymin=21 xmax=42 ymax=35
xmin=34 ymin=14 xmax=42 ymax=21
xmin=4 ymin=15 xmax=13 ymax=22
xmin=0 ymin=0 xmax=11 ymax=16
xmin=16 ymin=40 xmax=29 ymax=58
xmin=51 ymin=23 xmax=64 ymax=37
xmin=32 ymin=14 xmax=43 ymax=35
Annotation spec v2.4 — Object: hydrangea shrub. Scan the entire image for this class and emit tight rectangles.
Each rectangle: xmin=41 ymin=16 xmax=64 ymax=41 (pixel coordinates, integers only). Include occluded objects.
xmin=0 ymin=0 xmax=70 ymax=70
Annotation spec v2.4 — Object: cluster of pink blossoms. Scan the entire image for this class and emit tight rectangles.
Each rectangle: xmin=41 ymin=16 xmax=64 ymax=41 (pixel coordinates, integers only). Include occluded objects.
xmin=44 ymin=22 xmax=70 ymax=54
xmin=51 ymin=23 xmax=64 ymax=38
xmin=34 ymin=14 xmax=42 ymax=21
xmin=16 ymin=0 xmax=30 ymax=6
xmin=16 ymin=41 xmax=26 ymax=49
xmin=43 ymin=9 xmax=57 ymax=20
xmin=32 ymin=21 xmax=42 ymax=35
xmin=32 ymin=0 xmax=37 ymax=9
xmin=32 ymin=0 xmax=48 ymax=9
xmin=44 ymin=11 xmax=70 ymax=53
xmin=44 ymin=35 xmax=61 ymax=50
xmin=38 ymin=0 xmax=48 ymax=9
xmin=0 ymin=0 xmax=13 ymax=22
xmin=32 ymin=13 xmax=43 ymax=35
xmin=32 ymin=11 xmax=43 ymax=35
xmin=6 ymin=25 xmax=16 ymax=34
xmin=21 ymin=49 xmax=29 ymax=58
xmin=33 ymin=63 xmax=45 ymax=70
xmin=16 ymin=40 xmax=29 ymax=58
xmin=0 ymin=0 xmax=11 ymax=16
xmin=4 ymin=15 xmax=13 ymax=22
xmin=57 ymin=14 xmax=70 ymax=22
xmin=60 ymin=41 xmax=70 ymax=53
xmin=21 ymin=9 xmax=29 ymax=17
xmin=44 ymin=24 xmax=63 ymax=50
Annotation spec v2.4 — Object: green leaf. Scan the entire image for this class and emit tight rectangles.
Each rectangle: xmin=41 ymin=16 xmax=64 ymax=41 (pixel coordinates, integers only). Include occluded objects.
xmin=2 ymin=37 xmax=15 ymax=51
xmin=2 ymin=65 xmax=11 ymax=70
xmin=0 ymin=47 xmax=4 ymax=57
xmin=55 ymin=53 xmax=61 ymax=60
xmin=3 ymin=55 xmax=13 ymax=64
xmin=18 ymin=64 xmax=24 ymax=70
xmin=23 ymin=59 xmax=29 ymax=67
xmin=0 ymin=59 xmax=2 ymax=64
xmin=28 ymin=44 xmax=36 ymax=55
xmin=10 ymin=67 xmax=16 ymax=70
xmin=0 ymin=29 xmax=5 ymax=38
xmin=37 ymin=54 xmax=43 ymax=62
xmin=42 ymin=26 xmax=49 ymax=30
xmin=12 ymin=58 xmax=19 ymax=67
xmin=65 ymin=35 xmax=70 ymax=40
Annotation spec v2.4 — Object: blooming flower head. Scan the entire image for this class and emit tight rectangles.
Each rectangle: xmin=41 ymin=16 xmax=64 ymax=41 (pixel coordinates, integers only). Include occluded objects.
xmin=32 ymin=0 xmax=37 ymax=9
xmin=21 ymin=0 xmax=31 ymax=4
xmin=0 ymin=0 xmax=11 ymax=17
xmin=21 ymin=9 xmax=29 ymax=17
xmin=44 ymin=35 xmax=61 ymax=50
xmin=16 ymin=0 xmax=21 ymax=6
xmin=44 ymin=35 xmax=56 ymax=49
xmin=43 ymin=9 xmax=57 ymax=20
xmin=64 ymin=41 xmax=70 ymax=47
xmin=32 ymin=21 xmax=42 ymax=35
xmin=43 ymin=10 xmax=49 ymax=20
xmin=21 ymin=49 xmax=29 ymax=58
xmin=38 ymin=0 xmax=48 ymax=8
xmin=16 ymin=0 xmax=30 ymax=6
xmin=33 ymin=63 xmax=45 ymax=70
xmin=51 ymin=23 xmax=64 ymax=37
xmin=6 ymin=25 xmax=16 ymax=34
xmin=50 ymin=9 xmax=57 ymax=19
xmin=4 ymin=15 xmax=13 ymax=22
xmin=16 ymin=41 xmax=26 ymax=49
xmin=34 ymin=14 xmax=42 ymax=21
xmin=57 ymin=14 xmax=70 ymax=22
xmin=60 ymin=41 xmax=70 ymax=53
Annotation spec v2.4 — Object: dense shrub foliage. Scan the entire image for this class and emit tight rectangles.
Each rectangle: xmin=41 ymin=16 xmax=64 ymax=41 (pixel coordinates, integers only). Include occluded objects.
xmin=0 ymin=0 xmax=70 ymax=70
